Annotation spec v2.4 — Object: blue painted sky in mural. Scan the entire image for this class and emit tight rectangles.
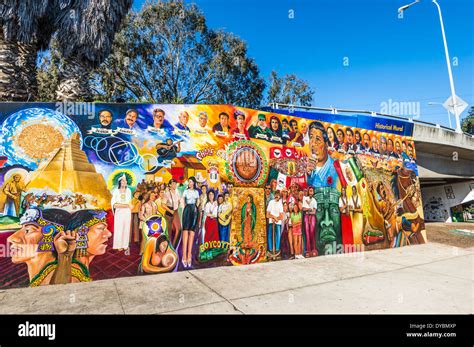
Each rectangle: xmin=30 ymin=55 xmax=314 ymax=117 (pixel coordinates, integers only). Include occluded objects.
xmin=0 ymin=107 xmax=82 ymax=169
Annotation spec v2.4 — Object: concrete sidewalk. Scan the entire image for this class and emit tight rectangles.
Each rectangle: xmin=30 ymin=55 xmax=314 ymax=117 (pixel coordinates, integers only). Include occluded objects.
xmin=0 ymin=242 xmax=472 ymax=314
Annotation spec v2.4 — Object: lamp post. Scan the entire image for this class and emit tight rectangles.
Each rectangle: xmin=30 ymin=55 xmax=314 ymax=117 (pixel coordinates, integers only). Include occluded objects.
xmin=398 ymin=0 xmax=462 ymax=133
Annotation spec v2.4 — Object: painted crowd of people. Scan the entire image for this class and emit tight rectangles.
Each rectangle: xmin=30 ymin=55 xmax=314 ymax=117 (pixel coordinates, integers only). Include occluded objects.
xmin=118 ymin=176 xmax=234 ymax=269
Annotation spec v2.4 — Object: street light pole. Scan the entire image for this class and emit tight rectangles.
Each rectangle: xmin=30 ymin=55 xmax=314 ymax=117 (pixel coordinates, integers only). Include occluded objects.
xmin=398 ymin=0 xmax=462 ymax=133
xmin=432 ymin=0 xmax=461 ymax=133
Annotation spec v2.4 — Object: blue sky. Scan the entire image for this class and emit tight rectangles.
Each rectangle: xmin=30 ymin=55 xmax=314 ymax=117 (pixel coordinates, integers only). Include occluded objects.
xmin=132 ymin=0 xmax=473 ymax=127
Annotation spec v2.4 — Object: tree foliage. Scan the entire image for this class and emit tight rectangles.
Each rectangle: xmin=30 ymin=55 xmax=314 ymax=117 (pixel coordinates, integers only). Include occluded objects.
xmin=37 ymin=0 xmax=316 ymax=107
xmin=93 ymin=0 xmax=265 ymax=106
xmin=0 ymin=0 xmax=132 ymax=101
xmin=461 ymin=106 xmax=474 ymax=135
xmin=37 ymin=38 xmax=61 ymax=101
xmin=267 ymin=70 xmax=315 ymax=106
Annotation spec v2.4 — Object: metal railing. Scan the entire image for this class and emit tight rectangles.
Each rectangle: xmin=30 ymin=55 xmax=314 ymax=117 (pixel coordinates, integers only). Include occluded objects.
xmin=268 ymin=102 xmax=473 ymax=137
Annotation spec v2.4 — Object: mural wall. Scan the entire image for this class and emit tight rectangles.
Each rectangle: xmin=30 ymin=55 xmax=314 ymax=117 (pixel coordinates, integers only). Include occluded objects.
xmin=0 ymin=103 xmax=426 ymax=288
xmin=421 ymin=181 xmax=474 ymax=222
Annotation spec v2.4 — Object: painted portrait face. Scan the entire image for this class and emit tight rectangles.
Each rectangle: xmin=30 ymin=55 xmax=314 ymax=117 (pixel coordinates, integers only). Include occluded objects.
xmin=328 ymin=128 xmax=335 ymax=143
xmin=380 ymin=137 xmax=387 ymax=152
xmin=236 ymin=115 xmax=245 ymax=127
xmin=271 ymin=118 xmax=279 ymax=131
xmin=282 ymin=120 xmax=289 ymax=130
xmin=159 ymin=239 xmax=169 ymax=253
xmin=99 ymin=111 xmax=113 ymax=127
xmin=7 ymin=224 xmax=43 ymax=263
xmin=387 ymin=139 xmax=394 ymax=153
xmin=270 ymin=179 xmax=277 ymax=190
xmin=346 ymin=130 xmax=354 ymax=144
xmin=309 ymin=127 xmax=328 ymax=163
xmin=13 ymin=174 xmax=21 ymax=182
xmin=86 ymin=222 xmax=111 ymax=256
xmin=408 ymin=144 xmax=414 ymax=157
xmin=371 ymin=137 xmax=379 ymax=151
xmin=179 ymin=111 xmax=189 ymax=126
xmin=120 ymin=177 xmax=127 ymax=187
xmin=355 ymin=132 xmax=361 ymax=143
xmin=125 ymin=111 xmax=138 ymax=128
xmin=153 ymin=111 xmax=165 ymax=128
xmin=402 ymin=142 xmax=407 ymax=152
xmin=395 ymin=141 xmax=401 ymax=153
xmin=363 ymin=133 xmax=370 ymax=147
xmin=290 ymin=120 xmax=298 ymax=132
xmin=218 ymin=195 xmax=224 ymax=204
xmin=300 ymin=122 xmax=308 ymax=134
xmin=336 ymin=129 xmax=344 ymax=143
xmin=220 ymin=114 xmax=229 ymax=127
xmin=198 ymin=113 xmax=208 ymax=128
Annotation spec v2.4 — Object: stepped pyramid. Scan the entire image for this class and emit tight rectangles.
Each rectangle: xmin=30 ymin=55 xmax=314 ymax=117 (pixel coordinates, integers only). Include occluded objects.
xmin=26 ymin=133 xmax=112 ymax=209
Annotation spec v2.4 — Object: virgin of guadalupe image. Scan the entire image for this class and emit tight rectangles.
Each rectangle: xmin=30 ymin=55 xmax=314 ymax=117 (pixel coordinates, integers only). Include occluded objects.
xmin=241 ymin=194 xmax=257 ymax=247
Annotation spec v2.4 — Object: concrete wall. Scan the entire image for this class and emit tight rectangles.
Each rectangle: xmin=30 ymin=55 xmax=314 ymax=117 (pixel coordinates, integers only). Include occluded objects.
xmin=414 ymin=123 xmax=474 ymax=179
xmin=421 ymin=180 xmax=474 ymax=222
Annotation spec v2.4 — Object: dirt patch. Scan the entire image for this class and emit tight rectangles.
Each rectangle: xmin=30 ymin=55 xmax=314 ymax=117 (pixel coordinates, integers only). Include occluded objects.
xmin=425 ymin=222 xmax=474 ymax=248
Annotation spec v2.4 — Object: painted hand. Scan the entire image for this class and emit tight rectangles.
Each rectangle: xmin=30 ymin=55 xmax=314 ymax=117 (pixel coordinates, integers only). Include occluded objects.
xmin=54 ymin=230 xmax=77 ymax=256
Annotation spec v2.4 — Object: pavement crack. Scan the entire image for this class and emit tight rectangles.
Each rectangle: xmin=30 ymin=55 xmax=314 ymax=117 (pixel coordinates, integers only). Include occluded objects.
xmin=113 ymin=280 xmax=126 ymax=314
xmin=187 ymin=270 xmax=245 ymax=314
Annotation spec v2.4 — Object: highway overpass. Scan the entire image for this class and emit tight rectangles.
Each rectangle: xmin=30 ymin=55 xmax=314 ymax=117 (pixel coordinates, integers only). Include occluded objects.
xmin=413 ymin=122 xmax=474 ymax=186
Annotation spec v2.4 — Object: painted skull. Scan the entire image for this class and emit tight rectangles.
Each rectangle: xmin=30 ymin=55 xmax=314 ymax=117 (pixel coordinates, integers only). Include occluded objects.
xmin=20 ymin=209 xmax=40 ymax=225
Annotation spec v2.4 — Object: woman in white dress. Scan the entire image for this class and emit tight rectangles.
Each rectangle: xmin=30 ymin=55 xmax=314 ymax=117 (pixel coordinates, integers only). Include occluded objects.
xmin=111 ymin=174 xmax=132 ymax=251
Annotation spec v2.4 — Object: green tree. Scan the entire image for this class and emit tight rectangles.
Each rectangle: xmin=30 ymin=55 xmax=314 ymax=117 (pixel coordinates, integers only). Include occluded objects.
xmin=0 ymin=0 xmax=50 ymax=101
xmin=0 ymin=0 xmax=132 ymax=102
xmin=37 ymin=39 xmax=61 ymax=102
xmin=461 ymin=106 xmax=474 ymax=134
xmin=267 ymin=70 xmax=315 ymax=106
xmin=93 ymin=0 xmax=265 ymax=106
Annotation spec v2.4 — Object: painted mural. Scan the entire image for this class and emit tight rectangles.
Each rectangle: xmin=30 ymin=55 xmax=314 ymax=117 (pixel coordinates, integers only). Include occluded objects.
xmin=0 ymin=103 xmax=426 ymax=288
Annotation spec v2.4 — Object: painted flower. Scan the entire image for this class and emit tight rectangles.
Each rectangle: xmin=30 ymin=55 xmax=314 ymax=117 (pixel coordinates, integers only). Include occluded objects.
xmin=327 ymin=176 xmax=333 ymax=185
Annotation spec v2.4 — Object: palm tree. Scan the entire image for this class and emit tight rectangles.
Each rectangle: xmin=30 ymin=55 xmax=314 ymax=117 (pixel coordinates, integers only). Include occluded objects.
xmin=0 ymin=0 xmax=132 ymax=102
xmin=0 ymin=0 xmax=52 ymax=101
xmin=53 ymin=0 xmax=133 ymax=101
